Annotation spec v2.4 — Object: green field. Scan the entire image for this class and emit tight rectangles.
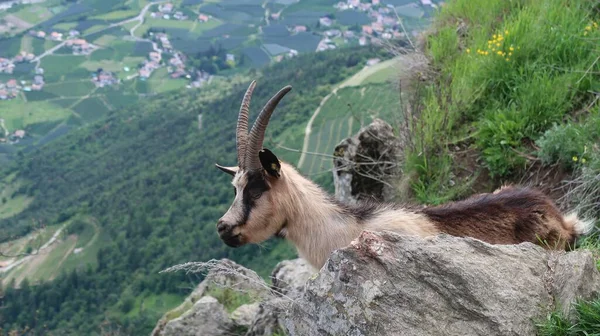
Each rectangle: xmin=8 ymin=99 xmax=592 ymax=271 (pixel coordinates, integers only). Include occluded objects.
xmin=301 ymin=83 xmax=402 ymax=175
xmin=44 ymin=80 xmax=96 ymax=97
xmin=0 ymin=98 xmax=72 ymax=131
xmin=0 ymin=175 xmax=33 ymax=220
xmin=92 ymin=9 xmax=139 ymax=21
xmin=40 ymin=55 xmax=87 ymax=81
xmin=12 ymin=5 xmax=52 ymax=25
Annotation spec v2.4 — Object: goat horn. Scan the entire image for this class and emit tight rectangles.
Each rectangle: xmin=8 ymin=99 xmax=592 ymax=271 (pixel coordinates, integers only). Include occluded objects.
xmin=245 ymin=85 xmax=292 ymax=170
xmin=237 ymin=80 xmax=256 ymax=167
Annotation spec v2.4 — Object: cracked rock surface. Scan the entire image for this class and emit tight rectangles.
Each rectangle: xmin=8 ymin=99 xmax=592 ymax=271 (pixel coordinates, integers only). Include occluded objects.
xmin=284 ymin=232 xmax=600 ymax=336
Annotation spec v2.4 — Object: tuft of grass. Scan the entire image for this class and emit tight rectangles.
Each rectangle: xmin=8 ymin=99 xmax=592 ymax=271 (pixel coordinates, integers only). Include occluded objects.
xmin=537 ymin=298 xmax=600 ymax=336
xmin=205 ymin=286 xmax=255 ymax=313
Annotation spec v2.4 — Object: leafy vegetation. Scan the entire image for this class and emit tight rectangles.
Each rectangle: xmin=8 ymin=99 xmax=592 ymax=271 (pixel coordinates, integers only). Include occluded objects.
xmin=0 ymin=46 xmax=388 ymax=335
xmin=405 ymin=0 xmax=600 ymax=203
xmin=537 ymin=297 xmax=600 ymax=336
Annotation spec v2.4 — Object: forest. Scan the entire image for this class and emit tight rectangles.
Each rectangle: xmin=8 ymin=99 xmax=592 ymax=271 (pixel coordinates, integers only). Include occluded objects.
xmin=0 ymin=45 xmax=389 ymax=335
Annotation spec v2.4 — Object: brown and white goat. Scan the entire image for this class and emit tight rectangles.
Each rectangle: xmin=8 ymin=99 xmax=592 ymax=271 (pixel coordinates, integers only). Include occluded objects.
xmin=215 ymin=81 xmax=594 ymax=269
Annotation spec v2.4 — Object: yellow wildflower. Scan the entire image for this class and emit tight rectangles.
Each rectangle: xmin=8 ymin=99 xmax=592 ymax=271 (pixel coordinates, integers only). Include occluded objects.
xmin=582 ymin=158 xmax=587 ymax=163
xmin=585 ymin=26 xmax=592 ymax=31
xmin=509 ymin=46 xmax=514 ymax=51
xmin=594 ymin=22 xmax=598 ymax=28
xmin=508 ymin=52 xmax=513 ymax=56
xmin=505 ymin=30 xmax=509 ymax=35
xmin=484 ymin=51 xmax=489 ymax=55
xmin=493 ymin=34 xmax=497 ymax=39
xmin=466 ymin=48 xmax=471 ymax=53
xmin=573 ymin=156 xmax=578 ymax=162
xmin=505 ymin=58 xmax=510 ymax=61
xmin=497 ymin=51 xmax=503 ymax=55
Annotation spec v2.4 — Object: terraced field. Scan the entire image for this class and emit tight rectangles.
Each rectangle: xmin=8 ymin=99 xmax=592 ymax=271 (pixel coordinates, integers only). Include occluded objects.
xmin=300 ymin=83 xmax=402 ymax=176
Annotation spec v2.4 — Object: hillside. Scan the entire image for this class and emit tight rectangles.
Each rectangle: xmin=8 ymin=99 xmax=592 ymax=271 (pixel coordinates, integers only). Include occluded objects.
xmin=0 ymin=0 xmax=438 ymax=162
xmin=0 ymin=45 xmax=391 ymax=335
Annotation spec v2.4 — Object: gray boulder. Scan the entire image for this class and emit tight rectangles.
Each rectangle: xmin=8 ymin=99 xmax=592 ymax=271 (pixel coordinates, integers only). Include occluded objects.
xmin=162 ymin=296 xmax=235 ymax=336
xmin=246 ymin=258 xmax=316 ymax=336
xmin=333 ymin=119 xmax=404 ymax=204
xmin=284 ymin=231 xmax=600 ymax=336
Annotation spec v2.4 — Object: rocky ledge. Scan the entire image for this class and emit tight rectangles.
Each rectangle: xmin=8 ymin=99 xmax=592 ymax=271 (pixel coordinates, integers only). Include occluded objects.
xmin=284 ymin=231 xmax=600 ymax=336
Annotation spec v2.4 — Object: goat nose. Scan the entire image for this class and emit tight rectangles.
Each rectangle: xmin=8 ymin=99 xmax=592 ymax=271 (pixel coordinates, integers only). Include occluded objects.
xmin=217 ymin=220 xmax=227 ymax=233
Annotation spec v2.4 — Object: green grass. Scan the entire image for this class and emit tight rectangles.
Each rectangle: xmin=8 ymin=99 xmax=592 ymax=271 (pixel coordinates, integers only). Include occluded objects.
xmin=537 ymin=298 xmax=600 ymax=336
xmin=205 ymin=287 xmax=255 ymax=313
xmin=147 ymin=67 xmax=188 ymax=93
xmin=12 ymin=5 xmax=52 ymax=25
xmin=190 ymin=19 xmax=222 ymax=34
xmin=44 ymin=80 xmax=96 ymax=97
xmin=52 ymin=22 xmax=78 ymax=31
xmin=40 ymin=55 xmax=87 ymax=82
xmin=405 ymin=0 xmax=600 ymax=202
xmin=73 ymin=97 xmax=110 ymax=122
xmin=0 ymin=98 xmax=72 ymax=131
xmin=92 ymin=10 xmax=139 ymax=21
xmin=0 ymin=177 xmax=33 ymax=220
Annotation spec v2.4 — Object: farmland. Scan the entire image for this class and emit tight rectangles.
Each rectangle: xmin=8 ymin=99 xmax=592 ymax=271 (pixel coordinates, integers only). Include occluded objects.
xmin=300 ymin=83 xmax=402 ymax=176
xmin=0 ymin=0 xmax=433 ymax=160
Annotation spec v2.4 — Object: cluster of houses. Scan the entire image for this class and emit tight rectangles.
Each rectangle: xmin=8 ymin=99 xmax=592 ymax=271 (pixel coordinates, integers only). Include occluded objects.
xmin=0 ymin=128 xmax=26 ymax=144
xmin=150 ymin=2 xmax=188 ymax=21
xmin=91 ymin=69 xmax=119 ymax=88
xmin=0 ymin=72 xmax=45 ymax=100
xmin=272 ymin=0 xmax=438 ymax=53
xmin=65 ymin=38 xmax=94 ymax=55
xmin=28 ymin=28 xmax=80 ymax=42
xmin=139 ymin=51 xmax=162 ymax=79
xmin=0 ymin=51 xmax=35 ymax=74
xmin=167 ymin=53 xmax=188 ymax=79
xmin=0 ymin=77 xmax=38 ymax=99
xmin=152 ymin=32 xmax=173 ymax=52
xmin=188 ymin=70 xmax=211 ymax=88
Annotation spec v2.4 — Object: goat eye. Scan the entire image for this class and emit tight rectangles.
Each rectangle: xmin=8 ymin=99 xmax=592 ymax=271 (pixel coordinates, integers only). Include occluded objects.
xmin=249 ymin=189 xmax=262 ymax=200
xmin=233 ymin=187 xmax=237 ymax=196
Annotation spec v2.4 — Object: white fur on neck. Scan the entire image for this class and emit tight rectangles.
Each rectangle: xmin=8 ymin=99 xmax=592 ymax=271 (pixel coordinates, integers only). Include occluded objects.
xmin=273 ymin=162 xmax=437 ymax=269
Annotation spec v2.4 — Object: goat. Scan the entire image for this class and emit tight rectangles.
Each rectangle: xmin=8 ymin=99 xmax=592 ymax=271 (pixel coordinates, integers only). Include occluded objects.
xmin=214 ymin=81 xmax=594 ymax=269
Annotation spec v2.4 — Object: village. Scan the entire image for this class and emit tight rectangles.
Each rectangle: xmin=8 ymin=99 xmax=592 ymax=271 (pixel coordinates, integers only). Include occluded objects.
xmin=0 ymin=0 xmax=435 ymax=101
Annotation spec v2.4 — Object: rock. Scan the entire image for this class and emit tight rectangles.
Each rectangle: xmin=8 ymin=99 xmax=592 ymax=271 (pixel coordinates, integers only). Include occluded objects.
xmin=333 ymin=119 xmax=403 ymax=204
xmin=245 ymin=298 xmax=289 ymax=336
xmin=231 ymin=303 xmax=261 ymax=328
xmin=270 ymin=258 xmax=315 ymax=298
xmin=151 ymin=259 xmax=270 ymax=336
xmin=246 ymin=258 xmax=316 ymax=336
xmin=284 ymin=232 xmax=600 ymax=336
xmin=162 ymin=296 xmax=235 ymax=336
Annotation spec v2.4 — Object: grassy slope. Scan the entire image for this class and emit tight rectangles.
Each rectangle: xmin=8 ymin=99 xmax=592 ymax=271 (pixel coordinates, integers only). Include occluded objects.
xmin=407 ymin=0 xmax=600 ymax=204
xmin=412 ymin=0 xmax=600 ymax=333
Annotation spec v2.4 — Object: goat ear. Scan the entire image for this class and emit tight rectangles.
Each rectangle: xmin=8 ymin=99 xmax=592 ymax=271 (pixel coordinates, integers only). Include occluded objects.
xmin=259 ymin=148 xmax=281 ymax=178
xmin=215 ymin=164 xmax=238 ymax=176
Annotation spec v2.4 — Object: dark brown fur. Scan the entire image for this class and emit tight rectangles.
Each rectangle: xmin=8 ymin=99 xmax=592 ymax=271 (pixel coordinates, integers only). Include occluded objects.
xmin=420 ymin=186 xmax=576 ymax=249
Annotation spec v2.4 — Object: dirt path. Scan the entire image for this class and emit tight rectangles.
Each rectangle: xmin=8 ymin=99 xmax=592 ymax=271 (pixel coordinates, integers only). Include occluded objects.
xmin=0 ymin=224 xmax=64 ymax=274
xmin=48 ymin=235 xmax=76 ymax=281
xmin=296 ymin=56 xmax=402 ymax=168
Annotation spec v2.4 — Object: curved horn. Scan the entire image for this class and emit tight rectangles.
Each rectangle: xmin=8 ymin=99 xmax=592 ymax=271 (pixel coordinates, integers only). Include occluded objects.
xmin=245 ymin=85 xmax=292 ymax=170
xmin=237 ymin=80 xmax=257 ymax=167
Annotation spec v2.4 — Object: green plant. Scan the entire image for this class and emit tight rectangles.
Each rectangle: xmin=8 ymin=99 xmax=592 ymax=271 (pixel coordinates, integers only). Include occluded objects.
xmin=537 ymin=298 xmax=600 ymax=336
xmin=205 ymin=286 xmax=255 ymax=313
xmin=477 ymin=108 xmax=528 ymax=177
